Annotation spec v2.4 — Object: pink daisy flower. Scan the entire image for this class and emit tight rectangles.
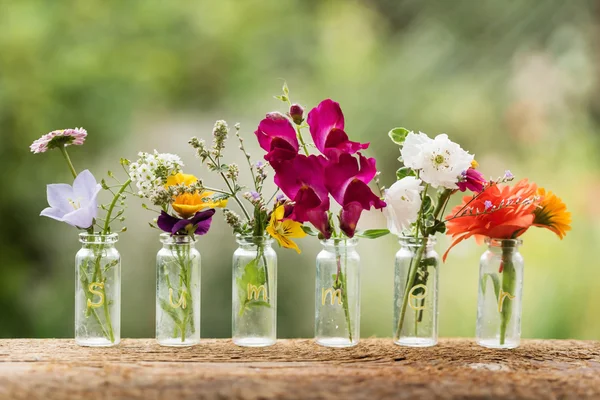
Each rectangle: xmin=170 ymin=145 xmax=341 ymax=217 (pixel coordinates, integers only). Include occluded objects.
xmin=30 ymin=128 xmax=87 ymax=154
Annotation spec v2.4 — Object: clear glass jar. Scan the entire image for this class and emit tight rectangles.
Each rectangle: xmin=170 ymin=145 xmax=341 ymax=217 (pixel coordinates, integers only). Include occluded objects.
xmin=156 ymin=234 xmax=201 ymax=347
xmin=75 ymin=233 xmax=120 ymax=347
xmin=232 ymin=235 xmax=277 ymax=347
xmin=315 ymin=238 xmax=360 ymax=347
xmin=393 ymin=236 xmax=439 ymax=347
xmin=477 ymin=238 xmax=524 ymax=349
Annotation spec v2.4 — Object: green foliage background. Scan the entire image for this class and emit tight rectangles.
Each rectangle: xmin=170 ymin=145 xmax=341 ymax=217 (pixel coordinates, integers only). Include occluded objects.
xmin=1 ymin=0 xmax=598 ymax=339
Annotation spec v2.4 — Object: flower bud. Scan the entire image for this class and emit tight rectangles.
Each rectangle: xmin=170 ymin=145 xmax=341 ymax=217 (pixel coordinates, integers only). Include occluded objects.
xmin=289 ymin=104 xmax=304 ymax=125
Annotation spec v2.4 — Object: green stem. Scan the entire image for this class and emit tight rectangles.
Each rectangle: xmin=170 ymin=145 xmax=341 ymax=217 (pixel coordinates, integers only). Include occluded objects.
xmin=500 ymin=243 xmax=516 ymax=345
xmin=296 ymin=126 xmax=310 ymax=156
xmin=102 ymin=178 xmax=131 ymax=235
xmin=59 ymin=146 xmax=78 ymax=179
xmin=334 ymin=242 xmax=353 ymax=343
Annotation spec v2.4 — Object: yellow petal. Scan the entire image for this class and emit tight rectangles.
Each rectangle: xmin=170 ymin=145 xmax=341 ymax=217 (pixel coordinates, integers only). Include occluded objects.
xmin=166 ymin=172 xmax=198 ymax=187
xmin=273 ymin=205 xmax=285 ymax=220
xmin=281 ymin=220 xmax=307 ymax=238
xmin=172 ymin=203 xmax=203 ymax=219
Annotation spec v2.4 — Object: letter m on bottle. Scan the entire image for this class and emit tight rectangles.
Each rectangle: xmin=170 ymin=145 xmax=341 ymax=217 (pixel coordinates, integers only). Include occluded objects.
xmin=247 ymin=284 xmax=268 ymax=301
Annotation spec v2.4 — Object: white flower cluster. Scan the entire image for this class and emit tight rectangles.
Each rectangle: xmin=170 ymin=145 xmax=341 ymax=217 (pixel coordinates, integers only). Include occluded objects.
xmin=384 ymin=177 xmax=424 ymax=235
xmin=129 ymin=150 xmax=184 ymax=197
xmin=401 ymin=132 xmax=473 ymax=189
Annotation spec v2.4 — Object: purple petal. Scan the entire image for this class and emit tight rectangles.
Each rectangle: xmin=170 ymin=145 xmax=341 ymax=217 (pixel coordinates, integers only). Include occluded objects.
xmin=73 ymin=170 xmax=99 ymax=201
xmin=157 ymin=211 xmax=180 ymax=233
xmin=62 ymin=207 xmax=95 ymax=229
xmin=190 ymin=209 xmax=216 ymax=235
xmin=172 ymin=219 xmax=193 ymax=234
xmin=46 ymin=184 xmax=74 ymax=213
xmin=40 ymin=206 xmax=67 ymax=221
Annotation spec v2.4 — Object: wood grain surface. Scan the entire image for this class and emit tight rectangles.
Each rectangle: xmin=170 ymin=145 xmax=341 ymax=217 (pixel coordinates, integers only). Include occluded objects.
xmin=0 ymin=338 xmax=599 ymax=399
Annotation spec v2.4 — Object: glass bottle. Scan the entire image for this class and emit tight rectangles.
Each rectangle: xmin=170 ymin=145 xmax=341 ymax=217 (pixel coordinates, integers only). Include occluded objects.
xmin=75 ymin=233 xmax=121 ymax=347
xmin=156 ymin=234 xmax=201 ymax=347
xmin=232 ymin=235 xmax=277 ymax=347
xmin=476 ymin=238 xmax=524 ymax=349
xmin=315 ymin=238 xmax=360 ymax=347
xmin=393 ymin=236 xmax=439 ymax=347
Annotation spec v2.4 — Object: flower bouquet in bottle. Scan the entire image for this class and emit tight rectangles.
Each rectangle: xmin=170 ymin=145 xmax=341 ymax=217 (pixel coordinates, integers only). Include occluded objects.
xmin=129 ymin=151 xmax=222 ymax=346
xmin=254 ymin=84 xmax=388 ymax=347
xmin=444 ymin=177 xmax=570 ymax=348
xmin=189 ymin=120 xmax=306 ymax=347
xmin=384 ymin=129 xmax=485 ymax=346
xmin=31 ymin=128 xmax=132 ymax=346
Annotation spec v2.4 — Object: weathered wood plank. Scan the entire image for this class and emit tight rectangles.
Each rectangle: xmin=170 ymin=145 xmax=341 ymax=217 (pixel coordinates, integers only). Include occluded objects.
xmin=0 ymin=339 xmax=598 ymax=399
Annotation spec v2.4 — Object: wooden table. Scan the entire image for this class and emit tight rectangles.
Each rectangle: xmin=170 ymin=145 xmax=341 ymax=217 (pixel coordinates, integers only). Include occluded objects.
xmin=0 ymin=339 xmax=599 ymax=399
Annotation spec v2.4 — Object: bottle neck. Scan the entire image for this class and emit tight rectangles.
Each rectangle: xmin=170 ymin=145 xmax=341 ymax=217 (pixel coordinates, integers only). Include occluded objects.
xmin=399 ymin=236 xmax=436 ymax=250
xmin=79 ymin=233 xmax=118 ymax=249
xmin=160 ymin=233 xmax=196 ymax=249
xmin=236 ymin=235 xmax=273 ymax=250
xmin=486 ymin=238 xmax=522 ymax=255
xmin=320 ymin=238 xmax=358 ymax=253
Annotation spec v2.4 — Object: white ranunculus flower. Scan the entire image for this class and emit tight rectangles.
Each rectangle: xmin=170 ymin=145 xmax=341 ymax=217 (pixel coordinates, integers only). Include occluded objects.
xmin=384 ymin=177 xmax=424 ymax=235
xmin=400 ymin=131 xmax=431 ymax=169
xmin=418 ymin=134 xmax=474 ymax=189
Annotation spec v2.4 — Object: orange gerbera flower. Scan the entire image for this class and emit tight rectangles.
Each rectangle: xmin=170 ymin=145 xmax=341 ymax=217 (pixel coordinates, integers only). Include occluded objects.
xmin=533 ymin=188 xmax=571 ymax=239
xmin=443 ymin=179 xmax=539 ymax=261
xmin=166 ymin=173 xmax=227 ymax=219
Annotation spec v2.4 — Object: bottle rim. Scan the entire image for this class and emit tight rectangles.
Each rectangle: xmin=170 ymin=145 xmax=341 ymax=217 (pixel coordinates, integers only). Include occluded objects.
xmin=398 ymin=235 xmax=436 ymax=246
xmin=78 ymin=233 xmax=119 ymax=244
xmin=320 ymin=237 xmax=359 ymax=247
xmin=159 ymin=232 xmax=196 ymax=245
xmin=235 ymin=234 xmax=273 ymax=245
xmin=485 ymin=238 xmax=523 ymax=247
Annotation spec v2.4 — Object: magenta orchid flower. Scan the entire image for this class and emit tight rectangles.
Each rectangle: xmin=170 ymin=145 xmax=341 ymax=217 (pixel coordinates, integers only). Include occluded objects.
xmin=254 ymin=112 xmax=299 ymax=168
xmin=274 ymin=154 xmax=332 ymax=238
xmin=40 ymin=169 xmax=101 ymax=229
xmin=457 ymin=168 xmax=487 ymax=193
xmin=307 ymin=99 xmax=369 ymax=161
xmin=157 ymin=209 xmax=216 ymax=236
xmin=325 ymin=153 xmax=386 ymax=237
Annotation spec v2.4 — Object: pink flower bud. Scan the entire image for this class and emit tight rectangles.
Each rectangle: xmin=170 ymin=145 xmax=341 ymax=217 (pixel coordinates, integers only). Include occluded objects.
xmin=289 ymin=104 xmax=304 ymax=125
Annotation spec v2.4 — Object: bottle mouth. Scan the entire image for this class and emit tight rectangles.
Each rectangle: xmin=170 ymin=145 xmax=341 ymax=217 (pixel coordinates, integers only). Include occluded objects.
xmin=320 ymin=238 xmax=359 ymax=247
xmin=159 ymin=232 xmax=196 ymax=245
xmin=235 ymin=234 xmax=273 ymax=245
xmin=398 ymin=236 xmax=436 ymax=246
xmin=79 ymin=233 xmax=119 ymax=244
xmin=485 ymin=238 xmax=523 ymax=247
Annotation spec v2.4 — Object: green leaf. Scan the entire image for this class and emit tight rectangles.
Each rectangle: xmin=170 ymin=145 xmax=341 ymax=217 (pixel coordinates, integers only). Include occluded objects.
xmin=424 ymin=214 xmax=435 ymax=228
xmin=332 ymin=273 xmax=342 ymax=290
xmin=433 ymin=221 xmax=446 ymax=234
xmin=302 ymin=225 xmax=319 ymax=236
xmin=481 ymin=273 xmax=501 ymax=301
xmin=282 ymin=81 xmax=289 ymax=96
xmin=356 ymin=229 xmax=390 ymax=239
xmin=396 ymin=167 xmax=416 ymax=180
xmin=274 ymin=95 xmax=288 ymax=103
xmin=247 ymin=300 xmax=271 ymax=309
xmin=421 ymin=257 xmax=438 ymax=268
xmin=388 ymin=127 xmax=410 ymax=145
xmin=422 ymin=195 xmax=434 ymax=214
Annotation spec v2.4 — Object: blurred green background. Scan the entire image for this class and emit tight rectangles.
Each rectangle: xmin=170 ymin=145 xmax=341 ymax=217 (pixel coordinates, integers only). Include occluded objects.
xmin=1 ymin=0 xmax=597 ymax=340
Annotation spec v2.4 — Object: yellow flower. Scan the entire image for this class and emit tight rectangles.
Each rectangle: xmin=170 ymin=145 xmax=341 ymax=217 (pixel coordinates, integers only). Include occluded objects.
xmin=533 ymin=188 xmax=571 ymax=239
xmin=166 ymin=173 xmax=227 ymax=219
xmin=266 ymin=205 xmax=306 ymax=254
